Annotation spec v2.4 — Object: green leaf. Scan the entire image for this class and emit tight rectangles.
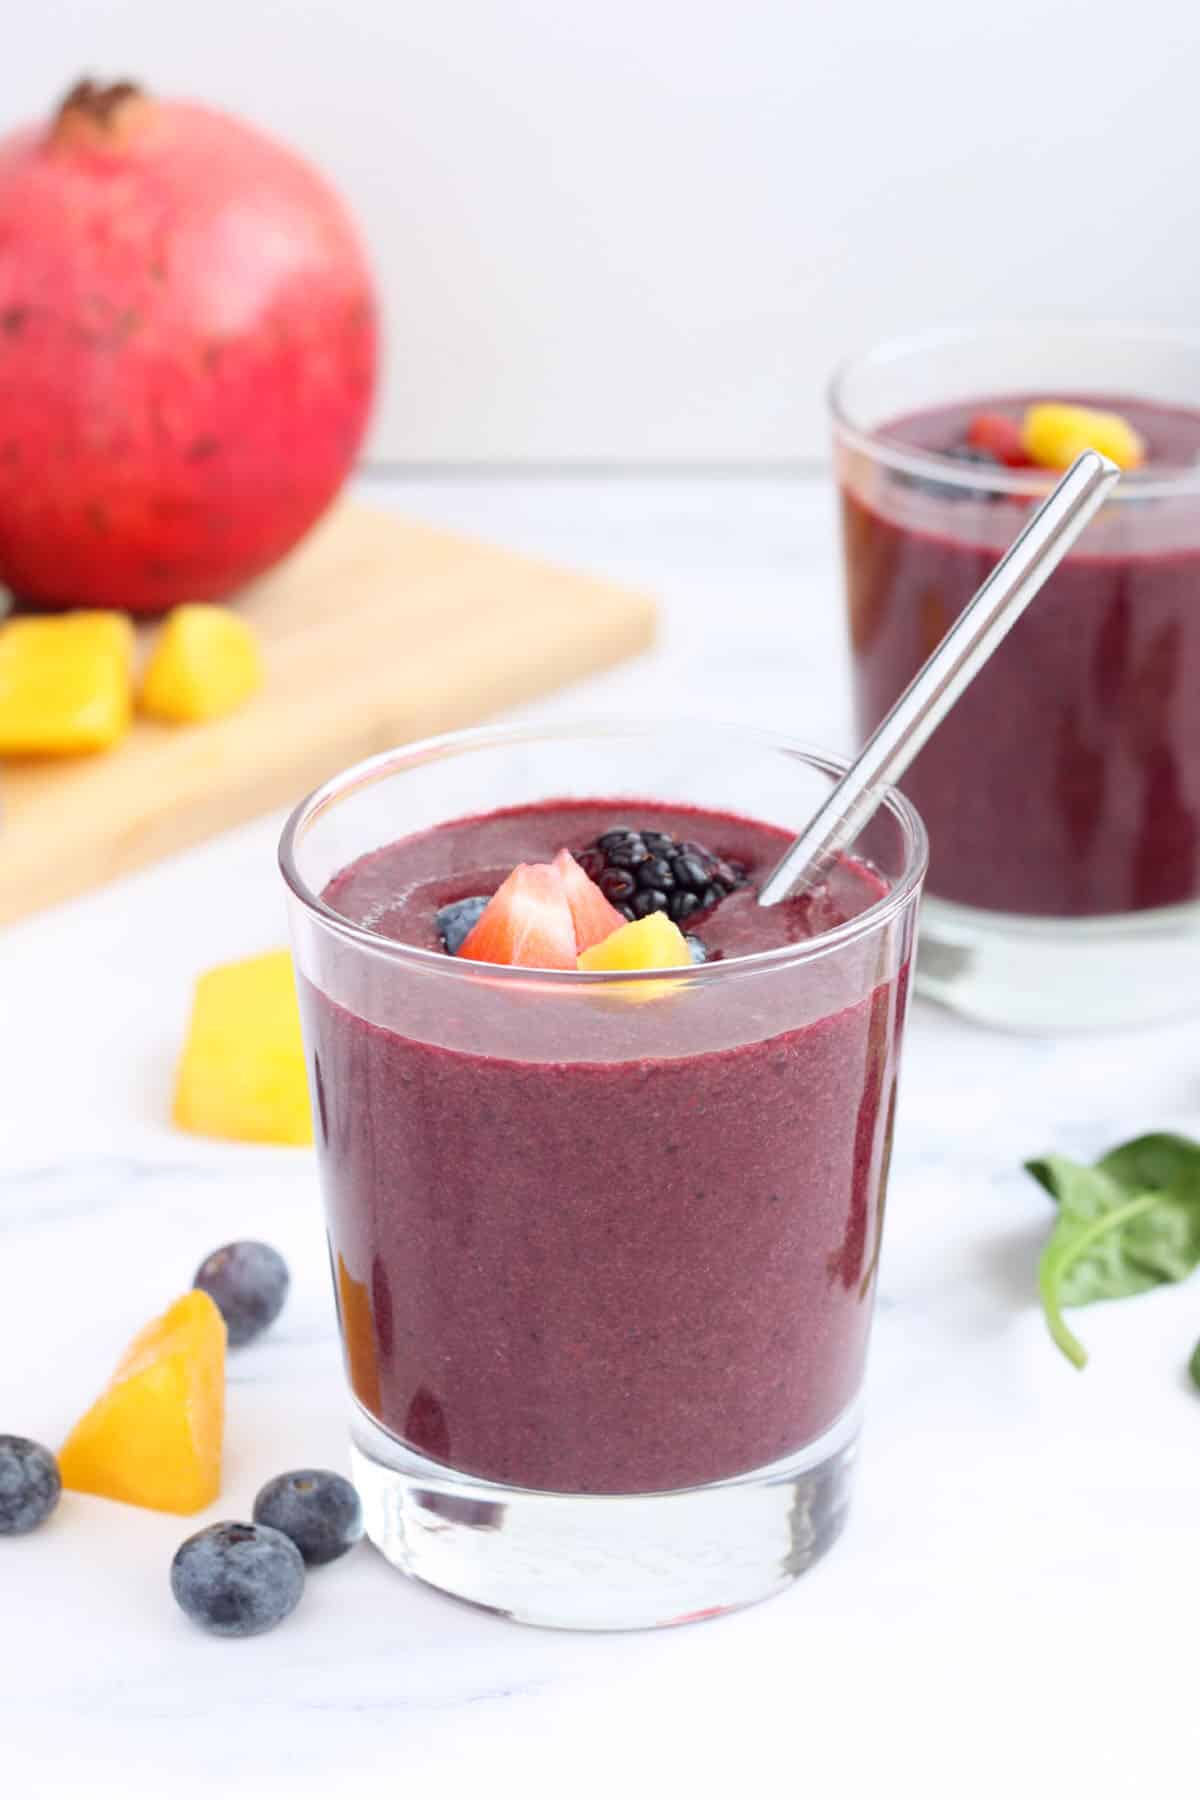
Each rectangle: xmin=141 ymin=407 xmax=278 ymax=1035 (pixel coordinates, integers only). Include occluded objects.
xmin=1189 ymin=1337 xmax=1200 ymax=1393
xmin=1096 ymin=1135 xmax=1200 ymax=1282
xmin=1024 ymin=1133 xmax=1200 ymax=1370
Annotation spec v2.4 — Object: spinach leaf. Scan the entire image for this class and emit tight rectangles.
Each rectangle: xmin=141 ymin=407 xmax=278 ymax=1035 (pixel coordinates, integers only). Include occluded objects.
xmin=1025 ymin=1134 xmax=1200 ymax=1370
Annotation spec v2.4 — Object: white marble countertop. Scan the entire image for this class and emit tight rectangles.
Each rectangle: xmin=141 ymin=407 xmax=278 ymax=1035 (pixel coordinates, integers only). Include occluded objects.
xmin=2 ymin=474 xmax=1197 ymax=1796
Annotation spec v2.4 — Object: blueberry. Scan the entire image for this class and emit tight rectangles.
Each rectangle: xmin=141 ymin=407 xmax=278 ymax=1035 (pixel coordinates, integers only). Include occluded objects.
xmin=253 ymin=1469 xmax=363 ymax=1567
xmin=899 ymin=444 xmax=999 ymax=502
xmin=194 ymin=1241 xmax=290 ymax=1348
xmin=171 ymin=1520 xmax=305 ymax=1637
xmin=0 ymin=1435 xmax=61 ymax=1535
xmin=435 ymin=895 xmax=489 ymax=955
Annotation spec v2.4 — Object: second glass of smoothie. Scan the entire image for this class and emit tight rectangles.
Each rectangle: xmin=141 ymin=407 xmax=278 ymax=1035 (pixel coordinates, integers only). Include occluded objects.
xmin=281 ymin=722 xmax=926 ymax=1629
xmin=833 ymin=323 xmax=1200 ymax=1030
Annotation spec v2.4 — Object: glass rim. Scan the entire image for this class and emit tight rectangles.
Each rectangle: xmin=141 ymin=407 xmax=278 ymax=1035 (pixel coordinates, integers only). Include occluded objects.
xmin=828 ymin=320 xmax=1200 ymax=502
xmin=278 ymin=718 xmax=929 ymax=990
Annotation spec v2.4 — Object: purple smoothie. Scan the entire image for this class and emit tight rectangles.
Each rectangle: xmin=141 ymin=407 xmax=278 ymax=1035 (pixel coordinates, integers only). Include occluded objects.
xmin=304 ymin=799 xmax=908 ymax=1495
xmin=842 ymin=394 xmax=1200 ymax=916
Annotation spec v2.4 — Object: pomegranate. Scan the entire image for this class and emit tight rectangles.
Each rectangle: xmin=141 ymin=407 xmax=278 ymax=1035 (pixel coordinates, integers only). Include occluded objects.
xmin=0 ymin=79 xmax=378 ymax=612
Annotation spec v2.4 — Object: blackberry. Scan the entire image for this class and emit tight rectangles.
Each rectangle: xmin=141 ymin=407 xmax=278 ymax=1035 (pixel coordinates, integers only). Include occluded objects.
xmin=578 ymin=827 xmax=746 ymax=923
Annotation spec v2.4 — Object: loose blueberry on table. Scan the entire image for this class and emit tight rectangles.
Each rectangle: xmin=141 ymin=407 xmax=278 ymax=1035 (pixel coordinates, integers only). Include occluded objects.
xmin=0 ymin=1434 xmax=62 ymax=1535
xmin=253 ymin=1468 xmax=363 ymax=1567
xmin=171 ymin=1520 xmax=306 ymax=1637
xmin=193 ymin=1240 xmax=290 ymax=1347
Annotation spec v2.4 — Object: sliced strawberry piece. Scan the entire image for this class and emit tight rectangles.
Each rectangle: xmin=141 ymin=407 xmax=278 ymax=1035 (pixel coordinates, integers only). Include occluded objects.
xmin=553 ymin=848 xmax=625 ymax=952
xmin=457 ymin=863 xmax=577 ymax=969
xmin=966 ymin=411 xmax=1031 ymax=469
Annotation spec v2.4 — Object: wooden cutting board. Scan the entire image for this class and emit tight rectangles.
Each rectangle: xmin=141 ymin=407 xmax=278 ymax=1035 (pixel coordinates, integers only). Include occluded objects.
xmin=0 ymin=500 xmax=656 ymax=925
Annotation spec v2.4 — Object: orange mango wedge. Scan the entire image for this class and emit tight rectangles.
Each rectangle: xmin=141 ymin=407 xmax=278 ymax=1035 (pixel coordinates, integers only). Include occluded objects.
xmin=59 ymin=1291 xmax=226 ymax=1515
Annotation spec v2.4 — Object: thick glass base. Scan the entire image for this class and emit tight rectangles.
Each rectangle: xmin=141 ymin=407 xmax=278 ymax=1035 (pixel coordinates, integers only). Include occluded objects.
xmin=350 ymin=1402 xmax=860 ymax=1631
xmin=917 ymin=894 xmax=1200 ymax=1032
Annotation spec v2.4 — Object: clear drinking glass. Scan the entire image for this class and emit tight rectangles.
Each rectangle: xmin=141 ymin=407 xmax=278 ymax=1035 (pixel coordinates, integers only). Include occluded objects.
xmin=280 ymin=720 xmax=926 ymax=1629
xmin=832 ymin=323 xmax=1200 ymax=1031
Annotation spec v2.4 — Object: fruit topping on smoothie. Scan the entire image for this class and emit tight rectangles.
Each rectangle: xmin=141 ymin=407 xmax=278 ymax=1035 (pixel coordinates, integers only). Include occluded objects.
xmin=576 ymin=825 xmax=747 ymax=923
xmin=576 ymin=911 xmax=692 ymax=971
xmin=448 ymin=834 xmax=739 ymax=971
xmin=457 ymin=862 xmax=579 ymax=969
xmin=552 ymin=848 xmax=626 ymax=948
xmin=966 ymin=411 xmax=1031 ymax=468
xmin=1020 ymin=401 xmax=1145 ymax=471
xmin=435 ymin=895 xmax=490 ymax=954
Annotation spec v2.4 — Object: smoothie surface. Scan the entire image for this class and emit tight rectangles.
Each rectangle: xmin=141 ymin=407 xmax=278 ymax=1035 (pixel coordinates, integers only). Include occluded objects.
xmin=322 ymin=798 xmax=888 ymax=960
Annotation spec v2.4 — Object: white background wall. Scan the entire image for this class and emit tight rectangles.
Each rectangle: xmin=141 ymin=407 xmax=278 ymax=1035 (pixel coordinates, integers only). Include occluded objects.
xmin=7 ymin=1 xmax=1200 ymax=463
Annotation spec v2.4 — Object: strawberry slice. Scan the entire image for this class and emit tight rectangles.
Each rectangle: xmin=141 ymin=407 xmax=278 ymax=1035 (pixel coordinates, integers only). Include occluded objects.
xmin=966 ymin=411 xmax=1031 ymax=469
xmin=457 ymin=863 xmax=577 ymax=969
xmin=553 ymin=848 xmax=625 ymax=951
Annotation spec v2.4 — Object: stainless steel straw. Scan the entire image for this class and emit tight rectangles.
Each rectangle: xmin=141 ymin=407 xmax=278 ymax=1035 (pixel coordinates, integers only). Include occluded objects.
xmin=757 ymin=448 xmax=1121 ymax=906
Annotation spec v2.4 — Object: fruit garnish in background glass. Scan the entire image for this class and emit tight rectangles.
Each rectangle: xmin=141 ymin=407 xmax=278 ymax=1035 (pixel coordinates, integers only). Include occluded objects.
xmin=59 ymin=1291 xmax=226 ymax=1514
xmin=0 ymin=612 xmax=134 ymax=754
xmin=1021 ymin=402 xmax=1145 ymax=472
xmin=139 ymin=605 xmax=264 ymax=723
xmin=1024 ymin=1132 xmax=1200 ymax=1369
xmin=966 ymin=411 xmax=1031 ymax=468
xmin=922 ymin=402 xmax=1147 ymax=488
xmin=174 ymin=950 xmax=313 ymax=1145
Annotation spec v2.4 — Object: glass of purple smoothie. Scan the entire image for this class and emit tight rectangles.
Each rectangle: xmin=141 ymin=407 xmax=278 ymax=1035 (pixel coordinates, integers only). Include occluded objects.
xmin=280 ymin=721 xmax=926 ymax=1629
xmin=833 ymin=323 xmax=1200 ymax=1031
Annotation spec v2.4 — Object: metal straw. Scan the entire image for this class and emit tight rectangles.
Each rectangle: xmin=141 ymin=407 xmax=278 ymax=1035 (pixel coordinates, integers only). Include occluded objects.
xmin=758 ymin=449 xmax=1121 ymax=906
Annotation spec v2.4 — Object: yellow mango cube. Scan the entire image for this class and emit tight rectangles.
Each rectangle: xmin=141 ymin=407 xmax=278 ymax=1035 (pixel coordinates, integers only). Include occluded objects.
xmin=578 ymin=913 xmax=694 ymax=1001
xmin=174 ymin=949 xmax=313 ymax=1146
xmin=0 ymin=610 xmax=134 ymax=754
xmin=59 ymin=1291 xmax=226 ymax=1515
xmin=140 ymin=604 xmax=263 ymax=723
xmin=577 ymin=911 xmax=693 ymax=971
xmin=1021 ymin=402 xmax=1145 ymax=472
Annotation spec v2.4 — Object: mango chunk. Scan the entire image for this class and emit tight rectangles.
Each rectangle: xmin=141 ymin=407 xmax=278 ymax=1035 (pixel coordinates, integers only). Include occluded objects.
xmin=140 ymin=604 xmax=263 ymax=723
xmin=59 ymin=1291 xmax=226 ymax=1515
xmin=335 ymin=1254 xmax=382 ymax=1417
xmin=578 ymin=912 xmax=692 ymax=971
xmin=1021 ymin=402 xmax=1145 ymax=472
xmin=174 ymin=950 xmax=313 ymax=1146
xmin=0 ymin=611 xmax=134 ymax=754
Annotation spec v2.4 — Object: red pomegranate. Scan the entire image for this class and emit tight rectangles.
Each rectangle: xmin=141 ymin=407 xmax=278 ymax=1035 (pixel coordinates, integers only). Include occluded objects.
xmin=0 ymin=79 xmax=378 ymax=612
